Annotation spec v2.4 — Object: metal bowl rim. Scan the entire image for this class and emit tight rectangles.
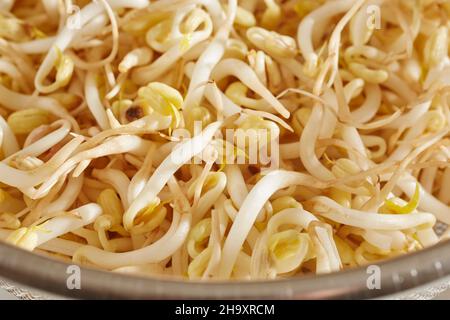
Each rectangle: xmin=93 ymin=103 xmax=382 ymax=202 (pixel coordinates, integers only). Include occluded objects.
xmin=1 ymin=239 xmax=450 ymax=299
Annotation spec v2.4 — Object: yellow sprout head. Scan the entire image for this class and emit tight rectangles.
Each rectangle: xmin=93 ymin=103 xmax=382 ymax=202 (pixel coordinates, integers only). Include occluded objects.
xmin=137 ymin=82 xmax=183 ymax=130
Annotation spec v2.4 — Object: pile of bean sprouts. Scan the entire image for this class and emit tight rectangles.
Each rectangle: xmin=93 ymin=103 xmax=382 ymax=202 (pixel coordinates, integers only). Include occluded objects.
xmin=0 ymin=0 xmax=449 ymax=281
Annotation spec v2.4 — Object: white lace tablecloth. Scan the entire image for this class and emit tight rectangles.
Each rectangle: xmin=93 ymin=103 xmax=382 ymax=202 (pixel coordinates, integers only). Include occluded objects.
xmin=0 ymin=280 xmax=47 ymax=300
xmin=389 ymin=278 xmax=450 ymax=300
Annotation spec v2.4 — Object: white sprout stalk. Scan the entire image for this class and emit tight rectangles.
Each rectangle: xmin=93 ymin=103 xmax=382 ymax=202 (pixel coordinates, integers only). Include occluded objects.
xmin=420 ymin=155 xmax=443 ymax=193
xmin=189 ymin=161 xmax=216 ymax=207
xmin=85 ymin=71 xmax=110 ymax=130
xmin=386 ymin=100 xmax=431 ymax=130
xmin=222 ymin=199 xmax=260 ymax=250
xmin=119 ymin=47 xmax=153 ymax=73
xmin=318 ymin=89 xmax=338 ymax=141
xmin=192 ymin=172 xmax=227 ymax=223
xmin=211 ymin=59 xmax=290 ymax=118
xmin=74 ymin=210 xmax=191 ymax=269
xmin=181 ymin=0 xmax=237 ymax=111
xmin=0 ymin=136 xmax=83 ymax=189
xmin=0 ymin=229 xmax=84 ymax=257
xmin=215 ymin=196 xmax=229 ymax=241
xmin=297 ymin=0 xmax=356 ymax=74
xmin=184 ymin=62 xmax=241 ymax=117
xmin=132 ymin=33 xmax=212 ymax=84
xmin=7 ymin=203 xmax=102 ymax=251
xmin=363 ymin=229 xmax=406 ymax=251
xmin=416 ymin=228 xmax=439 ymax=248
xmin=67 ymin=0 xmax=119 ymax=70
xmin=0 ymin=84 xmax=79 ymax=131
xmin=224 ymin=164 xmax=248 ymax=208
xmin=197 ymin=0 xmax=226 ymax=30
xmin=396 ymin=174 xmax=450 ymax=224
xmin=202 ymin=206 xmax=222 ymax=279
xmin=361 ymin=134 xmax=386 ymax=159
xmin=311 ymin=224 xmax=342 ymax=273
xmin=218 ymin=170 xmax=324 ymax=279
xmin=341 ymin=125 xmax=369 ymax=170
xmin=387 ymin=111 xmax=432 ymax=162
xmin=15 ymin=38 xmax=57 ymax=55
xmin=326 ymin=0 xmax=366 ymax=87
xmin=299 ymin=103 xmax=335 ymax=180
xmin=167 ymin=176 xmax=192 ymax=215
xmin=313 ymin=196 xmax=436 ymax=230
xmin=92 ymin=168 xmax=130 ymax=209
xmin=123 ymin=121 xmax=222 ymax=230
xmin=383 ymin=72 xmax=418 ymax=104
xmin=39 ymin=237 xmax=85 ymax=257
xmin=29 ymin=135 xmax=148 ymax=199
xmin=0 ymin=115 xmax=19 ymax=157
xmin=34 ymin=0 xmax=150 ymax=92
xmin=351 ymin=84 xmax=381 ymax=123
xmin=3 ymin=120 xmax=71 ymax=162
xmin=42 ymin=173 xmax=84 ymax=215
xmin=249 ymin=230 xmax=270 ymax=279
xmin=132 ymin=8 xmax=213 ymax=84
xmin=127 ymin=144 xmax=155 ymax=204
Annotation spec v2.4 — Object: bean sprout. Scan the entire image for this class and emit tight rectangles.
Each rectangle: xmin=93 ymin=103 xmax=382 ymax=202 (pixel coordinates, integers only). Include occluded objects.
xmin=0 ymin=0 xmax=448 ymax=282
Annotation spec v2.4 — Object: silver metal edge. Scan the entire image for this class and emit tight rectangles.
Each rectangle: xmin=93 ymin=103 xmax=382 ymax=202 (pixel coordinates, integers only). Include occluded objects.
xmin=1 ymin=239 xmax=450 ymax=299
